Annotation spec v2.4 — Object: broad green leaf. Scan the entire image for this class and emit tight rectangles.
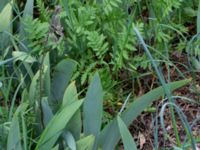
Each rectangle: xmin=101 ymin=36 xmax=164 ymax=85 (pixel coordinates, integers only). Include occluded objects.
xmin=98 ymin=79 xmax=191 ymax=150
xmin=0 ymin=1 xmax=12 ymax=32
xmin=21 ymin=89 xmax=29 ymax=103
xmin=41 ymin=97 xmax=53 ymax=127
xmin=62 ymin=81 xmax=78 ymax=106
xmin=117 ymin=116 xmax=137 ymax=150
xmin=23 ymin=0 xmax=34 ymax=17
xmin=62 ymin=131 xmax=76 ymax=150
xmin=83 ymin=73 xmax=103 ymax=136
xmin=0 ymin=1 xmax=12 ymax=50
xmin=12 ymin=51 xmax=36 ymax=63
xmin=7 ymin=117 xmax=22 ymax=150
xmin=65 ymin=110 xmax=81 ymax=140
xmin=19 ymin=0 xmax=34 ymax=50
xmin=50 ymin=59 xmax=77 ymax=104
xmin=7 ymin=103 xmax=28 ymax=150
xmin=0 ymin=0 xmax=9 ymax=12
xmin=36 ymin=100 xmax=83 ymax=150
xmin=51 ymin=145 xmax=59 ymax=150
xmin=63 ymin=81 xmax=81 ymax=140
xmin=65 ymin=135 xmax=95 ymax=150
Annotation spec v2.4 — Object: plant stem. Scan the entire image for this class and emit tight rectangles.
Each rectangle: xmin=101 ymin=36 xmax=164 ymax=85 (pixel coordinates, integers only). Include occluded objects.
xmin=39 ymin=54 xmax=45 ymax=129
xmin=134 ymin=27 xmax=181 ymax=146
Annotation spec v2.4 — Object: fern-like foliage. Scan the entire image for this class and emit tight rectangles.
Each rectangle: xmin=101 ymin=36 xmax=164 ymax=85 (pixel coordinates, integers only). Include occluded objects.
xmin=23 ymin=5 xmax=65 ymax=56
xmin=62 ymin=0 xmax=146 ymax=88
xmin=81 ymin=62 xmax=97 ymax=85
xmin=153 ymin=0 xmax=183 ymax=18
xmin=86 ymin=31 xmax=109 ymax=60
xmin=111 ymin=22 xmax=144 ymax=70
xmin=23 ymin=16 xmax=49 ymax=55
xmin=36 ymin=0 xmax=50 ymax=21
xmin=103 ymin=0 xmax=122 ymax=16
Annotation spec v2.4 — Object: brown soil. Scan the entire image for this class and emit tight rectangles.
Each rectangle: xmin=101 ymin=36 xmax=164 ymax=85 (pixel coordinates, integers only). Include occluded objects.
xmin=129 ymin=53 xmax=200 ymax=149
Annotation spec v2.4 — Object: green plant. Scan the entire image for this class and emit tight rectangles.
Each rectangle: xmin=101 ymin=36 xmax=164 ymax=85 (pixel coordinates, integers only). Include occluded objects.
xmin=1 ymin=55 xmax=191 ymax=149
xmin=1 ymin=0 xmax=200 ymax=149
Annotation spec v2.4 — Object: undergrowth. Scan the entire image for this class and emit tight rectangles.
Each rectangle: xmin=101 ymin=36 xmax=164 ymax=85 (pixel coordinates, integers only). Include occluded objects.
xmin=0 ymin=0 xmax=200 ymax=149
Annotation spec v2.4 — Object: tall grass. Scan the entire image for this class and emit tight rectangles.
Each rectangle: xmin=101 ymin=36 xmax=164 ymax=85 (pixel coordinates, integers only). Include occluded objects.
xmin=0 ymin=0 xmax=199 ymax=149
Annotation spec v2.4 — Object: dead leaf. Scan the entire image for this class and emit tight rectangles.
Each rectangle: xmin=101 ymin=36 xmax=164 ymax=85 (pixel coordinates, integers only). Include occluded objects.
xmin=138 ymin=132 xmax=146 ymax=149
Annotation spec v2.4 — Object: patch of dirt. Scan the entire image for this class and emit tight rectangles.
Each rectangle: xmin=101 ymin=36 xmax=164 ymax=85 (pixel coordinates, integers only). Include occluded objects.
xmin=129 ymin=53 xmax=200 ymax=149
xmin=130 ymin=96 xmax=200 ymax=150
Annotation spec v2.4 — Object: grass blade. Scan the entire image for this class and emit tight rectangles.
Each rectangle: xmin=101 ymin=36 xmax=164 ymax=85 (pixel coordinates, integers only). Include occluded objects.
xmin=29 ymin=71 xmax=40 ymax=105
xmin=0 ymin=57 xmax=15 ymax=66
xmin=117 ymin=116 xmax=137 ymax=150
xmin=98 ymin=79 xmax=191 ymax=150
xmin=133 ymin=27 xmax=181 ymax=146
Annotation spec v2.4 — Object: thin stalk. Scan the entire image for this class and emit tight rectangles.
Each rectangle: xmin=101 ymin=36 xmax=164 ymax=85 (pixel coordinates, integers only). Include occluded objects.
xmin=8 ymin=80 xmax=23 ymax=121
xmin=133 ymin=27 xmax=181 ymax=146
xmin=21 ymin=113 xmax=27 ymax=150
xmin=39 ymin=54 xmax=45 ymax=129
xmin=160 ymin=103 xmax=196 ymax=150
